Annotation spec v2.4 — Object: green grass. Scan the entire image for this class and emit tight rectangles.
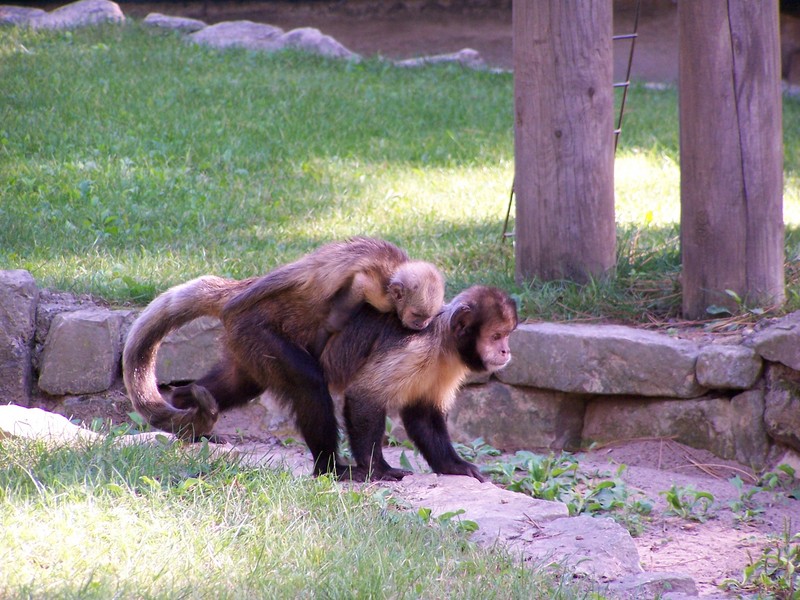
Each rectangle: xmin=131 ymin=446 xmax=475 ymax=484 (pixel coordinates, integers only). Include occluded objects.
xmin=1 ymin=22 xmax=800 ymax=322
xmin=0 ymin=434 xmax=588 ymax=599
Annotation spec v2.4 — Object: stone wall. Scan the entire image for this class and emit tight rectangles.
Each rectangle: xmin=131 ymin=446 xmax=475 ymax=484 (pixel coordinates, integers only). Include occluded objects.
xmin=3 ymin=269 xmax=799 ymax=469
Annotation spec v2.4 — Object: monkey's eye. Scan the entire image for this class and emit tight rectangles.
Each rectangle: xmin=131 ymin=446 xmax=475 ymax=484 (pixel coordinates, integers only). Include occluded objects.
xmin=492 ymin=332 xmax=503 ymax=341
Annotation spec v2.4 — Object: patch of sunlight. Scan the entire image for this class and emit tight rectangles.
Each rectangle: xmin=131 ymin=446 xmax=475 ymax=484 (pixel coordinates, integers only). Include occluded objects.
xmin=615 ymin=153 xmax=680 ymax=226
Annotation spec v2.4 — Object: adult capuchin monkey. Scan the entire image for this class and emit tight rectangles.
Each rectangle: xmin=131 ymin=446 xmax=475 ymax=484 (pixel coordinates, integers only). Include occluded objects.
xmin=321 ymin=285 xmax=518 ymax=482
xmin=123 ymin=237 xmax=445 ymax=477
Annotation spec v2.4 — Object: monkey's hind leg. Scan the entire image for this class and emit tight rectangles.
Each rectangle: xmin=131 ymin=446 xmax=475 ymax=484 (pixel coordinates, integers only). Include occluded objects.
xmin=170 ymin=355 xmax=264 ymax=444
xmin=229 ymin=325 xmax=346 ymax=477
xmin=343 ymin=393 xmax=412 ymax=481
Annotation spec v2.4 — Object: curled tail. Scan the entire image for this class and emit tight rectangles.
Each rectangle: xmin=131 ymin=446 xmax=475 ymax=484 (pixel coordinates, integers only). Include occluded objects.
xmin=122 ymin=275 xmax=251 ymax=439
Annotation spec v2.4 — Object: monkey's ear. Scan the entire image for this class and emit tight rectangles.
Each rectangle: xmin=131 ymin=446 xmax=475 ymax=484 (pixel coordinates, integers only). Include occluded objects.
xmin=388 ymin=281 xmax=405 ymax=303
xmin=450 ymin=303 xmax=474 ymax=336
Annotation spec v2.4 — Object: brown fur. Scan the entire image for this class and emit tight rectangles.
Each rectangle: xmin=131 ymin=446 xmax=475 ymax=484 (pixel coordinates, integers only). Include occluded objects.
xmin=122 ymin=275 xmax=254 ymax=436
xmin=122 ymin=238 xmax=445 ymax=458
xmin=222 ymin=237 xmax=445 ymax=349
xmin=321 ymin=285 xmax=518 ymax=481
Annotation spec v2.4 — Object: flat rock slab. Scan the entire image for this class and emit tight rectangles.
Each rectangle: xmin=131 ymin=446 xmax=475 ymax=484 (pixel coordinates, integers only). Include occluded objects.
xmin=499 ymin=322 xmax=705 ymax=398
xmin=0 ymin=404 xmax=101 ymax=445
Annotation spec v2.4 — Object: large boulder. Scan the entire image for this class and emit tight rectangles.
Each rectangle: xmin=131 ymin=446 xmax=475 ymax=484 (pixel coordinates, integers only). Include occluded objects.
xmin=0 ymin=5 xmax=46 ymax=25
xmin=695 ymin=343 xmax=762 ymax=389
xmin=142 ymin=12 xmax=206 ymax=33
xmin=582 ymin=390 xmax=771 ymax=468
xmin=189 ymin=21 xmax=284 ymax=51
xmin=764 ymin=363 xmax=800 ymax=452
xmin=279 ymin=27 xmax=360 ymax=60
xmin=748 ymin=311 xmax=800 ymax=370
xmin=152 ymin=316 xmax=224 ymax=384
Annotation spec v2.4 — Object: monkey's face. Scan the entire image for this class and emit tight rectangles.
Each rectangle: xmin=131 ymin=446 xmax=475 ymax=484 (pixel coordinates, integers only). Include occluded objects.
xmin=389 ymin=261 xmax=445 ymax=331
xmin=400 ymin=307 xmax=436 ymax=330
xmin=449 ymin=285 xmax=518 ymax=373
xmin=476 ymin=323 xmax=514 ymax=372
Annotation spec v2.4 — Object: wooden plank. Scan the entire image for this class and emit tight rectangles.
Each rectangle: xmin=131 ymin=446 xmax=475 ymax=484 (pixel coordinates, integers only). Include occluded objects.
xmin=513 ymin=0 xmax=615 ymax=284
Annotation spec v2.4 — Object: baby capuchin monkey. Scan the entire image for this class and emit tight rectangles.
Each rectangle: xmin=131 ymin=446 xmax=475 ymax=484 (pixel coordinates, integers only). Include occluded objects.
xmin=123 ymin=237 xmax=446 ymax=459
xmin=223 ymin=237 xmax=445 ymax=356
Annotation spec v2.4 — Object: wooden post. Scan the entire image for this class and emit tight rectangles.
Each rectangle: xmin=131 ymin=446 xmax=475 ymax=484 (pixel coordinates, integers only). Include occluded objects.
xmin=513 ymin=0 xmax=615 ymax=284
xmin=679 ymin=1 xmax=784 ymax=319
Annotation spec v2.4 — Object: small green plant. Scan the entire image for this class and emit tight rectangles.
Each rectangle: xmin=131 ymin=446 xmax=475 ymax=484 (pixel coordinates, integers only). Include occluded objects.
xmin=760 ymin=464 xmax=800 ymax=500
xmin=485 ymin=453 xmax=653 ymax=536
xmin=721 ymin=521 xmax=800 ymax=598
xmin=384 ymin=416 xmax=414 ymax=449
xmin=660 ymin=484 xmax=716 ymax=522
xmin=417 ymin=507 xmax=479 ymax=535
xmin=453 ymin=437 xmax=502 ymax=462
xmin=729 ymin=475 xmax=767 ymax=525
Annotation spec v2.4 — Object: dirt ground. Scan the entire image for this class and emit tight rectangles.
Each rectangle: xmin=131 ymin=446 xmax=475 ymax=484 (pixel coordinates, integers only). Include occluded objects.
xmin=27 ymin=1 xmax=799 ymax=595
xmin=571 ymin=439 xmax=798 ymax=596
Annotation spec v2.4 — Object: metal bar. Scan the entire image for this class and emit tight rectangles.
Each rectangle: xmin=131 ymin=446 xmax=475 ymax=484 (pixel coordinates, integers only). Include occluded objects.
xmin=614 ymin=0 xmax=642 ymax=152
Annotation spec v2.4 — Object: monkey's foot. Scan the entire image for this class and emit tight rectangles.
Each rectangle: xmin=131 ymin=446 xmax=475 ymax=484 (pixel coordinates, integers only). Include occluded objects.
xmin=332 ymin=465 xmax=412 ymax=482
xmin=376 ymin=467 xmax=413 ymax=481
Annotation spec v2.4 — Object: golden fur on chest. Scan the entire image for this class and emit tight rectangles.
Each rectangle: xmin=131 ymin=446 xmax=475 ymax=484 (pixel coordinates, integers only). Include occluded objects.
xmin=345 ymin=330 xmax=469 ymax=412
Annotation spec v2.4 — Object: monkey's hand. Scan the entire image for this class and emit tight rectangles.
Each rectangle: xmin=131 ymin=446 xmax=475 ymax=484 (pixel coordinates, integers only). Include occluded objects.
xmin=439 ymin=460 xmax=486 ymax=483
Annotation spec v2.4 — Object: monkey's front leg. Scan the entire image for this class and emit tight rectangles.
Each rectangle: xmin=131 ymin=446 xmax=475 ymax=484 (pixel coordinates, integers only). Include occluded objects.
xmin=400 ymin=401 xmax=485 ymax=482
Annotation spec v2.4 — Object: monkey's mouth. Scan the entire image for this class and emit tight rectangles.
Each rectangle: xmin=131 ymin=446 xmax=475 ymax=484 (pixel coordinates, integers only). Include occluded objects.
xmin=485 ymin=355 xmax=512 ymax=372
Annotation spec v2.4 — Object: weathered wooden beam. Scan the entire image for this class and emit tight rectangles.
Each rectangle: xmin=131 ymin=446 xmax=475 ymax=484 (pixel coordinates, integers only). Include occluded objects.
xmin=513 ymin=0 xmax=615 ymax=284
xmin=679 ymin=0 xmax=784 ymax=319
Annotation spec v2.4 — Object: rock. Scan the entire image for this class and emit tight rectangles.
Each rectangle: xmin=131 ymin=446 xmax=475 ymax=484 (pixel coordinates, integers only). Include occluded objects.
xmin=189 ymin=22 xmax=361 ymax=60
xmin=152 ymin=315 xmax=224 ymax=384
xmin=0 ymin=5 xmax=46 ymax=25
xmin=729 ymin=390 xmax=772 ymax=467
xmin=142 ymin=12 xmax=206 ymax=33
xmin=38 ymin=308 xmax=124 ymax=395
xmin=695 ymin=344 xmax=762 ymax=389
xmin=391 ymin=472 xmax=569 ymax=545
xmin=748 ymin=311 xmax=800 ymax=370
xmin=189 ymin=20 xmax=284 ymax=51
xmin=583 ymin=391 xmax=771 ymax=468
xmin=279 ymin=27 xmax=360 ymax=60
xmin=515 ymin=515 xmax=642 ymax=581
xmin=764 ymin=364 xmax=800 ymax=451
xmin=0 ymin=404 xmax=100 ymax=445
xmin=772 ymin=446 xmax=800 ymax=478
xmin=607 ymin=571 xmax=698 ymax=599
xmin=0 ymin=270 xmax=39 ymax=405
xmin=395 ymin=48 xmax=486 ymax=69
xmin=498 ymin=323 xmax=705 ymax=398
xmin=449 ymin=381 xmax=585 ymax=451
xmin=29 ymin=0 xmax=124 ymax=29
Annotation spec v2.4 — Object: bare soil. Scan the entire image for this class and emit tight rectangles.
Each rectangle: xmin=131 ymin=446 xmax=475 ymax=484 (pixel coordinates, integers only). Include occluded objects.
xmin=573 ymin=439 xmax=798 ymax=596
